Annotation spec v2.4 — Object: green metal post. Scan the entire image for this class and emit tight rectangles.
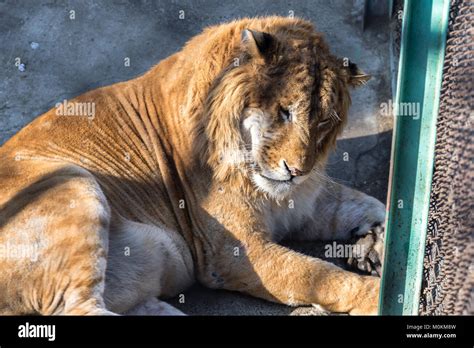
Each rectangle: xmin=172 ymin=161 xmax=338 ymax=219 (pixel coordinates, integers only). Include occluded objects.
xmin=379 ymin=0 xmax=450 ymax=315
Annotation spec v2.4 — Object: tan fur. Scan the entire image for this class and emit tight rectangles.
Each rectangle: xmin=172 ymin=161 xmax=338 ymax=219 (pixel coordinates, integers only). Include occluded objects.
xmin=0 ymin=17 xmax=384 ymax=315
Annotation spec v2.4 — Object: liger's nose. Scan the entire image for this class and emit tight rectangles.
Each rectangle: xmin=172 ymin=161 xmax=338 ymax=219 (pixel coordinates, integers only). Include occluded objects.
xmin=283 ymin=160 xmax=304 ymax=177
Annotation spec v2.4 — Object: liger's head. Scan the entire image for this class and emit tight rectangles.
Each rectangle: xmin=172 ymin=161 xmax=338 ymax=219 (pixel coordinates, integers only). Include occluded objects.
xmin=202 ymin=18 xmax=370 ymax=199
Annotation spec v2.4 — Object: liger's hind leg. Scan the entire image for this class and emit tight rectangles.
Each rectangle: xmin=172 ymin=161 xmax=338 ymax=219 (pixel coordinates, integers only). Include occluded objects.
xmin=0 ymin=162 xmax=112 ymax=315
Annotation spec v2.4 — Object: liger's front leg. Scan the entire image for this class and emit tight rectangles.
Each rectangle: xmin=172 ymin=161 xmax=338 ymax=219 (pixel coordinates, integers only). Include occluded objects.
xmin=286 ymin=180 xmax=386 ymax=276
xmin=199 ymin=197 xmax=380 ymax=315
xmin=207 ymin=235 xmax=380 ymax=315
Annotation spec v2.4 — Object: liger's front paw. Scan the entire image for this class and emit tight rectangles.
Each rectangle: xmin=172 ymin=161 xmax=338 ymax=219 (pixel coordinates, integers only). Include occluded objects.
xmin=341 ymin=193 xmax=386 ymax=276
xmin=348 ymin=224 xmax=385 ymax=276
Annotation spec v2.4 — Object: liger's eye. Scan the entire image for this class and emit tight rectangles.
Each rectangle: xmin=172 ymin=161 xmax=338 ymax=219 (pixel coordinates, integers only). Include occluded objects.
xmin=279 ymin=107 xmax=292 ymax=122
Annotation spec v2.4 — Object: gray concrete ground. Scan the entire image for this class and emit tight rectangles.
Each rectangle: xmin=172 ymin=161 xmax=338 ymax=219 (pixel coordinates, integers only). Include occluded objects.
xmin=0 ymin=0 xmax=393 ymax=315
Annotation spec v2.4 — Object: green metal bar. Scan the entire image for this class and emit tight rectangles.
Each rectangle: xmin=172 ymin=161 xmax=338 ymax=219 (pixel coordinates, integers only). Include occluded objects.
xmin=379 ymin=0 xmax=450 ymax=315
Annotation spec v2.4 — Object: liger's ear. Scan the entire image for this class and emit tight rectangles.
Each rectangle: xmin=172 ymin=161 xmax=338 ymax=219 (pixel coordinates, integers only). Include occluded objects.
xmin=345 ymin=61 xmax=371 ymax=87
xmin=241 ymin=29 xmax=274 ymax=60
